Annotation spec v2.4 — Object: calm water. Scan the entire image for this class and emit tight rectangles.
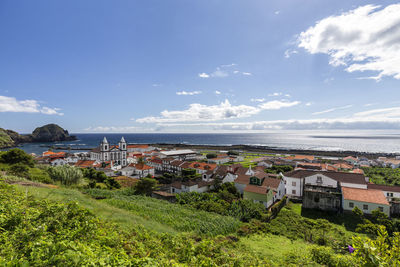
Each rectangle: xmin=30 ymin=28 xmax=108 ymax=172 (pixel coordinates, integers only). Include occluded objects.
xmin=8 ymin=131 xmax=400 ymax=155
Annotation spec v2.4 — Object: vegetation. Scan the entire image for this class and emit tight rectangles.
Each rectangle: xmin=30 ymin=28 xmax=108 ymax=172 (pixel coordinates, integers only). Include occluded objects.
xmin=47 ymin=165 xmax=83 ymax=185
xmin=352 ymin=226 xmax=400 ymax=266
xmin=362 ymin=166 xmax=400 ymax=185
xmin=0 ymin=180 xmax=260 ymax=266
xmin=83 ymin=189 xmax=241 ymax=236
xmin=0 ymin=148 xmax=34 ymax=167
xmin=176 ymin=183 xmax=269 ymax=222
xmin=82 ymin=168 xmax=120 ymax=189
xmin=206 ymin=153 xmax=218 ymax=159
xmin=265 ymin=165 xmax=293 ymax=174
xmin=131 ymin=177 xmax=158 ymax=196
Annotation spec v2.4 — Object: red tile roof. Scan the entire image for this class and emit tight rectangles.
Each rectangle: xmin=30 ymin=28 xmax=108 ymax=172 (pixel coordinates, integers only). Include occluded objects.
xmin=342 ymin=187 xmax=389 ymax=205
xmin=75 ymin=160 xmax=96 ymax=168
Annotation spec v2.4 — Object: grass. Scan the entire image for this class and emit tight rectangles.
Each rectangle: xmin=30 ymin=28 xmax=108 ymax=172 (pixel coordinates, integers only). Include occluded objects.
xmin=83 ymin=189 xmax=241 ymax=236
xmin=16 ymin=185 xmax=180 ymax=235
xmin=239 ymin=234 xmax=315 ymax=266
xmin=16 ymin=185 xmax=241 ymax=236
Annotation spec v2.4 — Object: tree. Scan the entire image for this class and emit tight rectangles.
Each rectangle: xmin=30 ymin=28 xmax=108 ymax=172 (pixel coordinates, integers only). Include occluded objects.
xmin=0 ymin=148 xmax=34 ymax=167
xmin=227 ymin=151 xmax=239 ymax=156
xmin=133 ymin=177 xmax=159 ymax=196
xmin=206 ymin=153 xmax=217 ymax=159
xmin=9 ymin=163 xmax=29 ymax=177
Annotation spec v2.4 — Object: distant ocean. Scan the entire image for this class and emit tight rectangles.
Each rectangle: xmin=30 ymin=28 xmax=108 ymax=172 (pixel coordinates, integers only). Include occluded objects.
xmin=6 ymin=131 xmax=400 ymax=155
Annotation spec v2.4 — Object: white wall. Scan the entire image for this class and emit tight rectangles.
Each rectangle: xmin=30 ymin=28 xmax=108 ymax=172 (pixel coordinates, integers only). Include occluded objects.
xmin=343 ymin=199 xmax=390 ymax=216
xmin=341 ymin=182 xmax=367 ymax=189
xmin=283 ymin=176 xmax=302 ymax=197
xmin=305 ymin=174 xmax=337 ymax=187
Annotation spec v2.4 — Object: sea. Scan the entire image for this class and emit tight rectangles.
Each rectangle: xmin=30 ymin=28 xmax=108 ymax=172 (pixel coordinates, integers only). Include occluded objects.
xmin=6 ymin=130 xmax=400 ymax=155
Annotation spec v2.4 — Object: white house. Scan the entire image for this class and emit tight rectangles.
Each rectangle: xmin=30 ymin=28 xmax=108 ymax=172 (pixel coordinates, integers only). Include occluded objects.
xmin=170 ymin=180 xmax=213 ymax=194
xmin=90 ymin=137 xmax=127 ymax=167
xmin=368 ymin=184 xmax=400 ymax=201
xmin=50 ymin=158 xmax=67 ymax=166
xmin=282 ymin=170 xmax=368 ymax=199
xmin=342 ymin=186 xmax=390 ymax=216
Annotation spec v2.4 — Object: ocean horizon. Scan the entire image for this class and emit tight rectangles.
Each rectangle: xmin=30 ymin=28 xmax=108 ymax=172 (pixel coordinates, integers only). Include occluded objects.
xmin=8 ymin=131 xmax=400 ymax=155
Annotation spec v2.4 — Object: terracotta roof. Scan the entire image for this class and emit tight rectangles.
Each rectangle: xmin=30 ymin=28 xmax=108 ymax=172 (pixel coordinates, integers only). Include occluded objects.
xmin=342 ymin=187 xmax=389 ymax=205
xmin=287 ymin=155 xmax=315 ymax=161
xmin=127 ymin=144 xmax=149 ymax=149
xmin=149 ymin=158 xmax=163 ymax=164
xmin=283 ymin=169 xmax=366 ymax=185
xmin=152 ymin=191 xmax=175 ymax=197
xmin=188 ymin=162 xmax=217 ymax=171
xmin=75 ymin=160 xmax=96 ymax=168
xmin=343 ymin=156 xmax=359 ymax=162
xmin=180 ymin=162 xmax=192 ymax=169
xmin=333 ymin=163 xmax=353 ymax=169
xmin=244 ymin=184 xmax=268 ymax=195
xmin=261 ymin=177 xmax=282 ymax=189
xmin=130 ymin=163 xmax=154 ymax=170
xmin=170 ymin=160 xmax=184 ymax=167
xmin=352 ymin=168 xmax=364 ymax=174
xmin=368 ymin=183 xmax=400 ymax=193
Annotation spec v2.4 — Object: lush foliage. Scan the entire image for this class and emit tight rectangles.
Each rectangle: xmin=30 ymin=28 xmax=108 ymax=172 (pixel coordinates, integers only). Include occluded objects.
xmin=47 ymin=165 xmax=83 ymax=185
xmin=82 ymin=168 xmax=120 ymax=189
xmin=84 ymin=189 xmax=241 ymax=236
xmin=352 ymin=207 xmax=400 ymax=237
xmin=265 ymin=165 xmax=293 ymax=174
xmin=362 ymin=166 xmax=400 ymax=186
xmin=0 ymin=180 xmax=261 ymax=266
xmin=206 ymin=153 xmax=217 ymax=159
xmin=0 ymin=148 xmax=34 ymax=167
xmin=176 ymin=184 xmax=268 ymax=222
xmin=352 ymin=226 xmax=400 ymax=266
xmin=132 ymin=177 xmax=159 ymax=196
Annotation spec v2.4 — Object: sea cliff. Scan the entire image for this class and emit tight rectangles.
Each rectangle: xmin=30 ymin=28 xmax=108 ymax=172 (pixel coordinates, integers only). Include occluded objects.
xmin=0 ymin=124 xmax=76 ymax=149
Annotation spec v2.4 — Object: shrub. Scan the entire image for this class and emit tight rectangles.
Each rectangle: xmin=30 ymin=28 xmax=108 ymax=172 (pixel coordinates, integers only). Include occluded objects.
xmin=133 ymin=177 xmax=159 ymax=196
xmin=0 ymin=148 xmax=34 ymax=167
xmin=206 ymin=153 xmax=217 ymax=159
xmin=47 ymin=165 xmax=83 ymax=185
xmin=9 ymin=163 xmax=29 ymax=177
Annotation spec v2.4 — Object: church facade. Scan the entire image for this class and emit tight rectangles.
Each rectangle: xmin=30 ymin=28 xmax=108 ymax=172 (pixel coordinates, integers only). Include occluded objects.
xmin=90 ymin=137 xmax=127 ymax=167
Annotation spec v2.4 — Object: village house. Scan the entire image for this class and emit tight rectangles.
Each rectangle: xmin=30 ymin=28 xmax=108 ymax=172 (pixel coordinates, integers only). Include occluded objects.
xmin=342 ymin=187 xmax=390 ymax=216
xmin=146 ymin=158 xmax=163 ymax=171
xmin=243 ymin=176 xmax=285 ymax=208
xmin=282 ymin=170 xmax=368 ymax=199
xmin=169 ymin=180 xmax=214 ymax=194
xmin=120 ymin=163 xmax=154 ymax=178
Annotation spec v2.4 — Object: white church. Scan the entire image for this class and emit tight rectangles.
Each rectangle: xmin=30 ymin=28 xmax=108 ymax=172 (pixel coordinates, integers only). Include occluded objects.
xmin=90 ymin=137 xmax=127 ymax=167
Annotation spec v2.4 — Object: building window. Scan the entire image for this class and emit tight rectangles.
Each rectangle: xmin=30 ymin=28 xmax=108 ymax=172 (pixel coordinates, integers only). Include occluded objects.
xmin=363 ymin=204 xmax=368 ymax=210
xmin=316 ymin=176 xmax=322 ymax=184
xmin=349 ymin=202 xmax=354 ymax=208
xmin=292 ymin=189 xmax=296 ymax=195
xmin=379 ymin=207 xmax=384 ymax=212
xmin=292 ymin=181 xmax=296 ymax=186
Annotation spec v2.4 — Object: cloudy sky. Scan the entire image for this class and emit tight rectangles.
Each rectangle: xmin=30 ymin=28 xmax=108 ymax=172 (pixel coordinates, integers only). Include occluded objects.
xmin=1 ymin=0 xmax=400 ymax=133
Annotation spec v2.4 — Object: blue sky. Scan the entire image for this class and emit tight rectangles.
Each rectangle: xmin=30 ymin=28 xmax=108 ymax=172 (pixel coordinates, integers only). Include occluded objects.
xmin=1 ymin=0 xmax=400 ymax=133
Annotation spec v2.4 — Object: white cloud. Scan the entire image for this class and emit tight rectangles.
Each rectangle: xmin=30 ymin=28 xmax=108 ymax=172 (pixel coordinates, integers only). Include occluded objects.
xmin=284 ymin=94 xmax=291 ymax=97
xmin=136 ymin=99 xmax=300 ymax=123
xmin=215 ymin=90 xmax=221 ymax=95
xmin=152 ymin=83 xmax=162 ymax=87
xmin=136 ymin=100 xmax=260 ymax=123
xmin=233 ymin=70 xmax=240 ymax=74
xmin=211 ymin=68 xmax=229 ymax=78
xmin=284 ymin=49 xmax=298 ymax=58
xmin=198 ymin=73 xmax=210 ymax=78
xmin=84 ymin=126 xmax=149 ymax=132
xmin=312 ymin=105 xmax=353 ymax=115
xmin=268 ymin=92 xmax=282 ymax=97
xmin=275 ymin=10 xmax=280 ymax=15
xmin=251 ymin=98 xmax=266 ymax=102
xmin=364 ymin=102 xmax=379 ymax=107
xmin=298 ymin=4 xmax=400 ymax=80
xmin=259 ymin=100 xmax=300 ymax=110
xmin=242 ymin=72 xmax=252 ymax=76
xmin=176 ymin=90 xmax=202 ymax=96
xmin=0 ymin=95 xmax=63 ymax=115
xmin=305 ymin=102 xmax=313 ymax=106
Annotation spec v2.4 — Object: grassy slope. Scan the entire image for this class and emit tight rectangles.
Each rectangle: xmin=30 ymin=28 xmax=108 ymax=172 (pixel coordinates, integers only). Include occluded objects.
xmin=0 ymin=129 xmax=13 ymax=148
xmin=17 ymin=186 xmax=241 ymax=236
xmin=239 ymin=234 xmax=314 ymax=266
xmin=17 ymin=186 xmax=180 ymax=235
